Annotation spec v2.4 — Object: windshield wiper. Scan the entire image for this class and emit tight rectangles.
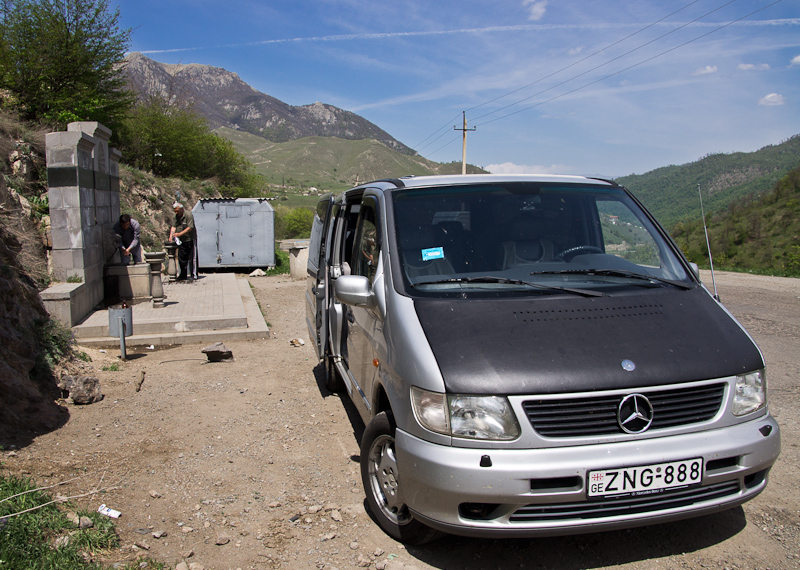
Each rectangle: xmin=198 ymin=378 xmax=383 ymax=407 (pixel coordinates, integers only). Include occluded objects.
xmin=411 ymin=276 xmax=605 ymax=297
xmin=530 ymin=268 xmax=694 ymax=290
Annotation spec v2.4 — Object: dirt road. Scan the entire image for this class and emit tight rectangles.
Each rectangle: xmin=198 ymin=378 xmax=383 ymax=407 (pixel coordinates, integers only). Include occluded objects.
xmin=2 ymin=271 xmax=798 ymax=570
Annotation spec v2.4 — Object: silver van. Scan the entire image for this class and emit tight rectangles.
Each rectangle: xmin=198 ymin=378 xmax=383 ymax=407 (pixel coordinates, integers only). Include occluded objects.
xmin=305 ymin=174 xmax=780 ymax=544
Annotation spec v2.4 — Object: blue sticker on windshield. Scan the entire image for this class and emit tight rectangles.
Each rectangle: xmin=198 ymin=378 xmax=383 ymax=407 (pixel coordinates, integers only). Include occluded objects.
xmin=421 ymin=247 xmax=445 ymax=261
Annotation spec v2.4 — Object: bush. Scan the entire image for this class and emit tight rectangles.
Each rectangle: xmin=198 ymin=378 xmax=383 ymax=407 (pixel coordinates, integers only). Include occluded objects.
xmin=31 ymin=317 xmax=75 ymax=380
xmin=265 ymin=248 xmax=290 ymax=276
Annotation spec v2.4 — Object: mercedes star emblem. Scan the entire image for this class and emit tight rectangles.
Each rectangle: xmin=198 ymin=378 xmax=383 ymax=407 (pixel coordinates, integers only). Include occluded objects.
xmin=617 ymin=393 xmax=654 ymax=434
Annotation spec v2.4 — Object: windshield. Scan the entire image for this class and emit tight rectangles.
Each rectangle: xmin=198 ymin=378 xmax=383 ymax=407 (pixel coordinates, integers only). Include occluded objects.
xmin=390 ymin=182 xmax=694 ymax=297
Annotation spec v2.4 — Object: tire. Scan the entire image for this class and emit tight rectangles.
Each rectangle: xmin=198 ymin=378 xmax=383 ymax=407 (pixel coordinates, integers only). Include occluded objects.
xmin=324 ymin=352 xmax=345 ymax=393
xmin=360 ymin=411 xmax=442 ymax=545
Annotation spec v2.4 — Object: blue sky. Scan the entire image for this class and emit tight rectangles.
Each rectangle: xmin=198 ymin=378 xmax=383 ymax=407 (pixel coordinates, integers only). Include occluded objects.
xmin=117 ymin=0 xmax=800 ymax=177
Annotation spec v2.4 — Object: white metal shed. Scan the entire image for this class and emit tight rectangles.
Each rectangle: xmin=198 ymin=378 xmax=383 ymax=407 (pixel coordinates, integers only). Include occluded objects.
xmin=192 ymin=198 xmax=276 ymax=268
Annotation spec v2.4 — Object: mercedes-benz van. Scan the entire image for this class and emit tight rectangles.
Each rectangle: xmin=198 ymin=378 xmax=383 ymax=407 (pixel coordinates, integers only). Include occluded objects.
xmin=305 ymin=174 xmax=780 ymax=544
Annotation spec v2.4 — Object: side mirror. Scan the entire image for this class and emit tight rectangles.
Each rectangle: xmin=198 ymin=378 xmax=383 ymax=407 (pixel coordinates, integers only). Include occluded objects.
xmin=689 ymin=262 xmax=700 ymax=281
xmin=334 ymin=275 xmax=376 ymax=309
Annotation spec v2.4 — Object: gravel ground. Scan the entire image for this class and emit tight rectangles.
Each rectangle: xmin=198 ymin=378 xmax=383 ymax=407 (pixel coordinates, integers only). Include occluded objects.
xmin=1 ymin=271 xmax=798 ymax=570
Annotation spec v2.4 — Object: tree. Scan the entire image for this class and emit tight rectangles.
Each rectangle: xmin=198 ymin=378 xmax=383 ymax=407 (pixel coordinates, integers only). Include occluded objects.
xmin=283 ymin=207 xmax=314 ymax=239
xmin=0 ymin=0 xmax=133 ymax=128
xmin=118 ymin=94 xmax=265 ymax=196
xmin=120 ymin=96 xmax=210 ymax=178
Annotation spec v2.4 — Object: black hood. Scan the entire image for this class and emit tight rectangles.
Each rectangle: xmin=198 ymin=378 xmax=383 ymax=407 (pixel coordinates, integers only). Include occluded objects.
xmin=414 ymin=287 xmax=763 ymax=395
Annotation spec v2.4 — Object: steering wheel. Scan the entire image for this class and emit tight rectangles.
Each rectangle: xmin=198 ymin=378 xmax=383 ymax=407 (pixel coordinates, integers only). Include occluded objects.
xmin=556 ymin=245 xmax=603 ymax=261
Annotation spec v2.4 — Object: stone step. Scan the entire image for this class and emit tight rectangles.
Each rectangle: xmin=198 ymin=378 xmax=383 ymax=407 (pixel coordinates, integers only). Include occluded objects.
xmin=73 ymin=314 xmax=249 ymax=338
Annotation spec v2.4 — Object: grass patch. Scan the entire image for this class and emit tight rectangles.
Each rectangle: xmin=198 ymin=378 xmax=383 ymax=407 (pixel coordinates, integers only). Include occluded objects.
xmin=265 ymin=248 xmax=291 ymax=276
xmin=101 ymin=363 xmax=122 ymax=372
xmin=0 ymin=474 xmax=125 ymax=569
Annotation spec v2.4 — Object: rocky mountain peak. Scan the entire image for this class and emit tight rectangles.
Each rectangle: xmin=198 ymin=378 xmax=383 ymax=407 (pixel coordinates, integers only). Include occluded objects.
xmin=124 ymin=53 xmax=413 ymax=154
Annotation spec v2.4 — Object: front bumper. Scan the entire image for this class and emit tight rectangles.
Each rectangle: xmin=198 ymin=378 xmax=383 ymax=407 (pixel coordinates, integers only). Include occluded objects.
xmin=395 ymin=414 xmax=780 ymax=538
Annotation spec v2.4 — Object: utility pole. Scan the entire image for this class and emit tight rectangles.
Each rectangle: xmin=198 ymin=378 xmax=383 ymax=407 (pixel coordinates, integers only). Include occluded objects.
xmin=454 ymin=111 xmax=476 ymax=175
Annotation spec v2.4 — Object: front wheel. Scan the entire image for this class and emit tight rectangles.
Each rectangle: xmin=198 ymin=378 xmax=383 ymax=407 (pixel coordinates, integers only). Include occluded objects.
xmin=360 ymin=411 xmax=442 ymax=545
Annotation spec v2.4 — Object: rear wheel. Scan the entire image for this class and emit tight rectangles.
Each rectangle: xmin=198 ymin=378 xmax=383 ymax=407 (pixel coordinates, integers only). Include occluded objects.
xmin=360 ymin=411 xmax=442 ymax=545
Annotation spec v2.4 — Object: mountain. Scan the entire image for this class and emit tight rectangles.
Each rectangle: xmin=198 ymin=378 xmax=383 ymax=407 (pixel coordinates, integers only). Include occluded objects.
xmin=217 ymin=127 xmax=485 ymax=194
xmin=616 ymin=135 xmax=800 ymax=230
xmin=124 ymin=52 xmax=413 ymax=154
xmin=670 ymin=166 xmax=800 ymax=275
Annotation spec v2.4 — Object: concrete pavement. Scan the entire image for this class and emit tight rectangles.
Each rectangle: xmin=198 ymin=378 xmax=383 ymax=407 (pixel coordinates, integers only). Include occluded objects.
xmin=72 ymin=273 xmax=269 ymax=347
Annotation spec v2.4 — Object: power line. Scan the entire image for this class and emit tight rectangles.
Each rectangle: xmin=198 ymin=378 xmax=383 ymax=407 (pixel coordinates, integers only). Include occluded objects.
xmin=475 ymin=0 xmax=785 ymax=128
xmin=463 ymin=0 xmax=707 ymax=117
xmin=472 ymin=0 xmax=741 ymax=124
xmin=421 ymin=0 xmax=784 ymax=161
xmin=413 ymin=114 xmax=462 ymax=153
xmin=416 ymin=0 xmax=708 ymax=154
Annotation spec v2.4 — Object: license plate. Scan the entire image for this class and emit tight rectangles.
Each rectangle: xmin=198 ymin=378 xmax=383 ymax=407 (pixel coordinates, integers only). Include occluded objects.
xmin=587 ymin=458 xmax=703 ymax=498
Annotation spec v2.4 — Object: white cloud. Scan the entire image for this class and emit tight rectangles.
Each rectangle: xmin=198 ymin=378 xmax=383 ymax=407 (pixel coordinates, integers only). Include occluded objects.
xmin=486 ymin=162 xmax=568 ymax=175
xmin=568 ymin=47 xmax=583 ymax=56
xmin=692 ymin=65 xmax=718 ymax=76
xmin=758 ymin=93 xmax=785 ymax=106
xmin=737 ymin=63 xmax=770 ymax=71
xmin=791 ymin=54 xmax=800 ymax=67
xmin=523 ymin=0 xmax=548 ymax=22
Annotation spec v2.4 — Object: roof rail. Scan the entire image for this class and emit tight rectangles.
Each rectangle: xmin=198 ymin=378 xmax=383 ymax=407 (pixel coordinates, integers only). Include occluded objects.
xmin=585 ymin=177 xmax=621 ymax=187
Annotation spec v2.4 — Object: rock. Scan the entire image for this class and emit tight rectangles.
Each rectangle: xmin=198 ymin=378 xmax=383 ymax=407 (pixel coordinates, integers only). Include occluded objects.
xmin=152 ymin=530 xmax=166 ymax=538
xmin=58 ymin=375 xmax=104 ymax=405
xmin=330 ymin=510 xmax=342 ymax=522
xmin=188 ymin=563 xmax=205 ymax=570
xmin=149 ymin=490 xmax=162 ymax=498
xmin=176 ymin=563 xmax=189 ymax=570
xmin=349 ymin=541 xmax=359 ymax=550
xmin=201 ymin=342 xmax=234 ymax=362
xmin=79 ymin=516 xmax=94 ymax=529
xmin=215 ymin=533 xmax=231 ymax=545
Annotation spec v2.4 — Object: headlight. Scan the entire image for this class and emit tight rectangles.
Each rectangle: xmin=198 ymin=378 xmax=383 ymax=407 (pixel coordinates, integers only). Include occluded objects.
xmin=411 ymin=387 xmax=520 ymax=441
xmin=733 ymin=370 xmax=766 ymax=416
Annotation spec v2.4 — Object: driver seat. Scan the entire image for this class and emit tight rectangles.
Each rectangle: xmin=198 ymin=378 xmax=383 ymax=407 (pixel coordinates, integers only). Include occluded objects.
xmin=502 ymin=222 xmax=553 ymax=268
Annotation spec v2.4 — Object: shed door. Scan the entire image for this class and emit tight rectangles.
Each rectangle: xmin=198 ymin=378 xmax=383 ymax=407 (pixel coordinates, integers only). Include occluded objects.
xmin=217 ymin=204 xmax=250 ymax=266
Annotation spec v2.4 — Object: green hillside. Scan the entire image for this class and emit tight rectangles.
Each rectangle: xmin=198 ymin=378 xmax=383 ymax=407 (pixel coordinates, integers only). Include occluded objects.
xmin=671 ymin=167 xmax=800 ymax=276
xmin=616 ymin=135 xmax=800 ymax=230
xmin=217 ymin=127 xmax=486 ymax=195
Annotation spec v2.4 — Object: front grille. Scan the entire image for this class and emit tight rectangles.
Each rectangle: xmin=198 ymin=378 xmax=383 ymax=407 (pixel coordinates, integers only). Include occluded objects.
xmin=523 ymin=383 xmax=725 ymax=437
xmin=509 ymin=480 xmax=741 ymax=522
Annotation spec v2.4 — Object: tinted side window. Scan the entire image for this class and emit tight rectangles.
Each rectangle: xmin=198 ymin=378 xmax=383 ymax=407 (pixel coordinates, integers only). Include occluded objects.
xmin=352 ymin=199 xmax=380 ymax=283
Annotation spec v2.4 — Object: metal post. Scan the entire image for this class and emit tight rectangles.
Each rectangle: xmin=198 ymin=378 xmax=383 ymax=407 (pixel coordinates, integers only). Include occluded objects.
xmin=119 ymin=317 xmax=127 ymax=361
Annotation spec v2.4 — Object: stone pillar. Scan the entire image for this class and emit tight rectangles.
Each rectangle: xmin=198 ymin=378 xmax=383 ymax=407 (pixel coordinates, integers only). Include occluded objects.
xmin=144 ymin=251 xmax=167 ymax=308
xmin=44 ymin=121 xmax=122 ymax=326
xmin=47 ymin=130 xmax=98 ymax=282
xmin=164 ymin=241 xmax=178 ymax=281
